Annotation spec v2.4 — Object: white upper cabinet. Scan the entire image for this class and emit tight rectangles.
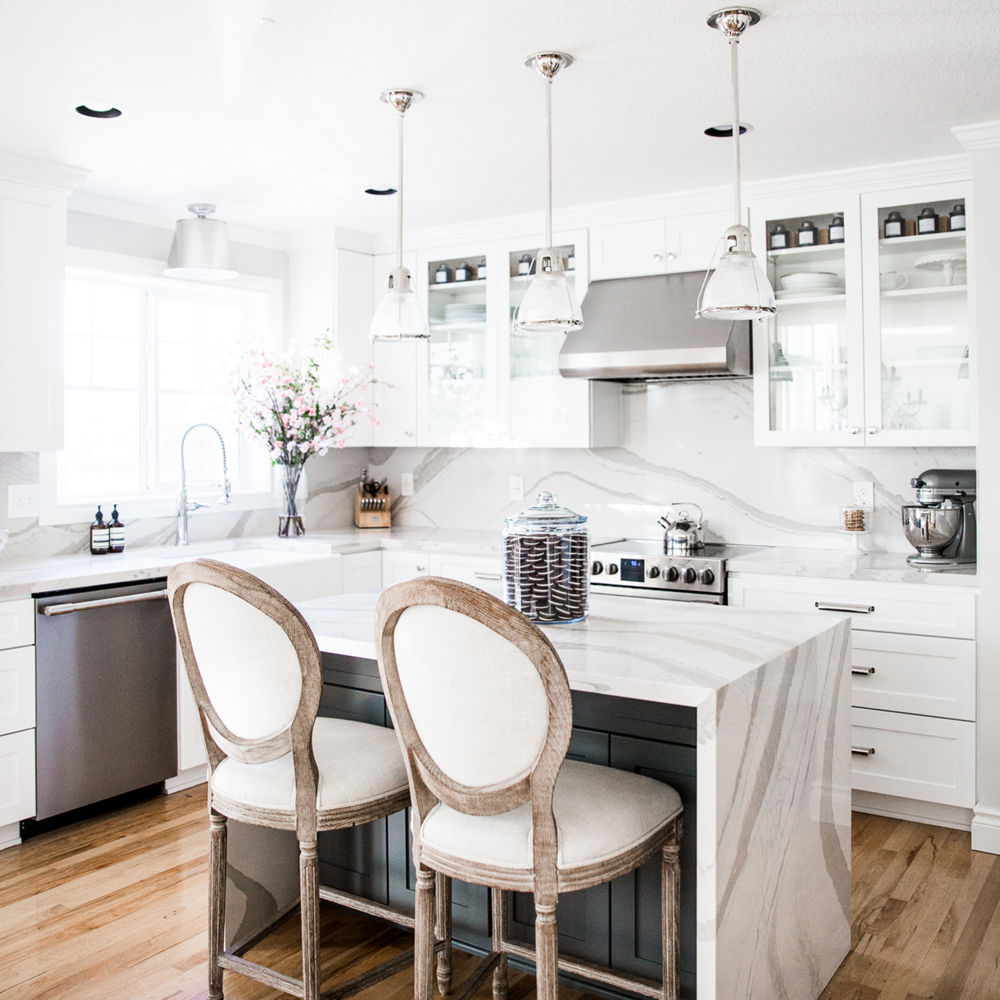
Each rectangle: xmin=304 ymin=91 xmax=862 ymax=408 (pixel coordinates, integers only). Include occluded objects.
xmin=750 ymin=178 xmax=974 ymax=447
xmin=0 ymin=157 xmax=86 ymax=453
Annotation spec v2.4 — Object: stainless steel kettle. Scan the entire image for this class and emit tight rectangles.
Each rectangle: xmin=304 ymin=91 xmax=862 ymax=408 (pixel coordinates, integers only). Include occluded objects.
xmin=658 ymin=503 xmax=705 ymax=553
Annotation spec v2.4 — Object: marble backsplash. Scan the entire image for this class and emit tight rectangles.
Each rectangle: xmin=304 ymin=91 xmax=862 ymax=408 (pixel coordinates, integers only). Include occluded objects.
xmin=0 ymin=379 xmax=975 ymax=561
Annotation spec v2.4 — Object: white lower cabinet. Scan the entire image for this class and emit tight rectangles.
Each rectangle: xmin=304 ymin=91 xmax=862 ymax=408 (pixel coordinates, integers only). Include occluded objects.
xmin=728 ymin=572 xmax=977 ymax=816
xmin=381 ymin=549 xmax=500 ymax=588
xmin=382 ymin=550 xmax=431 ymax=586
xmin=342 ymin=551 xmax=382 ymax=592
xmin=0 ymin=598 xmax=34 ymax=835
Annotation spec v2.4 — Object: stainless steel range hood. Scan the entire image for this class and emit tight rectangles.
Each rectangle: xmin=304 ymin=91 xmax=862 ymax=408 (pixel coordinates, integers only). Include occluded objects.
xmin=558 ymin=271 xmax=752 ymax=382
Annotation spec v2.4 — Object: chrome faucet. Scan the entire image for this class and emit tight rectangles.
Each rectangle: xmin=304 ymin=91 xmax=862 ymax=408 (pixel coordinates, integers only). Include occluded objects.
xmin=176 ymin=423 xmax=232 ymax=546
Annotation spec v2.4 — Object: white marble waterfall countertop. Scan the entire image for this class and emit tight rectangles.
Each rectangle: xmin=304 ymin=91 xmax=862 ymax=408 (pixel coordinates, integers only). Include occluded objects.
xmin=299 ymin=588 xmax=850 ymax=708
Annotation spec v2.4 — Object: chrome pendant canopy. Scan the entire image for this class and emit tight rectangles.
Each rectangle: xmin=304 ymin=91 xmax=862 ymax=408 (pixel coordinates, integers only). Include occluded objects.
xmin=513 ymin=52 xmax=583 ymax=335
xmin=165 ymin=203 xmax=238 ymax=281
xmin=696 ymin=7 xmax=776 ymax=321
xmin=370 ymin=88 xmax=429 ymax=341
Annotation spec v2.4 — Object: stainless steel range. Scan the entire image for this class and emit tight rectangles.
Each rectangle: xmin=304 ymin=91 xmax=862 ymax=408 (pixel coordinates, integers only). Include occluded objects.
xmin=590 ymin=539 xmax=763 ymax=604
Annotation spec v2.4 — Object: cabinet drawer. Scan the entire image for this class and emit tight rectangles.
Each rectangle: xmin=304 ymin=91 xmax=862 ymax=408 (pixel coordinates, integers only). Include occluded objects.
xmin=0 ymin=599 xmax=33 ymax=650
xmin=850 ymin=633 xmax=975 ymax=720
xmin=728 ymin=574 xmax=976 ymax=638
xmin=429 ymin=553 xmax=501 ymax=587
xmin=381 ymin=551 xmax=430 ymax=587
xmin=850 ymin=707 xmax=974 ymax=807
xmin=0 ymin=729 xmax=35 ymax=825
xmin=0 ymin=646 xmax=34 ymax=735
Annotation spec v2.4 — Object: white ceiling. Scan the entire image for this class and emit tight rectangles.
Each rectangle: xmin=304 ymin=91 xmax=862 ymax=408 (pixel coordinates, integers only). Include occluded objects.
xmin=3 ymin=0 xmax=998 ymax=237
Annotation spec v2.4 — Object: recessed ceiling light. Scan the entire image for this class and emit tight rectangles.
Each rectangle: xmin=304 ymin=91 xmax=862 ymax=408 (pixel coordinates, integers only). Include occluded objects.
xmin=704 ymin=123 xmax=752 ymax=138
xmin=75 ymin=104 xmax=123 ymax=119
xmin=364 ymin=187 xmax=397 ymax=196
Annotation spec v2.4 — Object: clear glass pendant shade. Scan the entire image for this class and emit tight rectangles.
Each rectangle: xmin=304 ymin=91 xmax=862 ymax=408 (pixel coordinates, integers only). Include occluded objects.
xmin=513 ymin=251 xmax=583 ymax=334
xmin=697 ymin=225 xmax=775 ymax=321
xmin=370 ymin=266 xmax=428 ymax=341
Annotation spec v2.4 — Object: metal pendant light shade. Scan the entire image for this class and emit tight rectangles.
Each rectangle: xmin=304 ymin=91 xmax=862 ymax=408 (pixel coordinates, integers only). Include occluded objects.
xmin=513 ymin=52 xmax=583 ymax=335
xmin=696 ymin=8 xmax=776 ymax=321
xmin=165 ymin=204 xmax=238 ymax=281
xmin=370 ymin=89 xmax=428 ymax=341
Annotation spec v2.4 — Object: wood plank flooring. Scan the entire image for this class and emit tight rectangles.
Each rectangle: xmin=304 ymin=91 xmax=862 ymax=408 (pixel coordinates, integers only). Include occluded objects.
xmin=2 ymin=788 xmax=999 ymax=999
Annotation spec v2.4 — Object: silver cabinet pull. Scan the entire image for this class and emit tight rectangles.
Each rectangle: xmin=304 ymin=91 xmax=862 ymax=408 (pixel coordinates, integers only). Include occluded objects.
xmin=42 ymin=590 xmax=168 ymax=616
xmin=866 ymin=426 xmax=879 ymax=435
xmin=849 ymin=426 xmax=862 ymax=436
xmin=851 ymin=746 xmax=876 ymax=756
xmin=851 ymin=666 xmax=876 ymax=676
xmin=474 ymin=572 xmax=502 ymax=581
xmin=815 ymin=601 xmax=875 ymax=614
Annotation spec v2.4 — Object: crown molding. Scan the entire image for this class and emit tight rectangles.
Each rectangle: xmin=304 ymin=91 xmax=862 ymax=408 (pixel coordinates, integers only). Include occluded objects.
xmin=952 ymin=121 xmax=1000 ymax=151
xmin=0 ymin=151 xmax=89 ymax=192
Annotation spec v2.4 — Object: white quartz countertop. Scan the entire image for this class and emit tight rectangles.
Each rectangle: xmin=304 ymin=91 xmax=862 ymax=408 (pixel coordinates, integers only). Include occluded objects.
xmin=0 ymin=525 xmax=976 ymax=600
xmin=299 ymin=588 xmax=849 ymax=708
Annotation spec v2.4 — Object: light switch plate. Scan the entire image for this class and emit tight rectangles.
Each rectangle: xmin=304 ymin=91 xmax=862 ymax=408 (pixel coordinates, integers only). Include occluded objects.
xmin=509 ymin=476 xmax=524 ymax=502
xmin=8 ymin=483 xmax=40 ymax=519
xmin=400 ymin=472 xmax=414 ymax=497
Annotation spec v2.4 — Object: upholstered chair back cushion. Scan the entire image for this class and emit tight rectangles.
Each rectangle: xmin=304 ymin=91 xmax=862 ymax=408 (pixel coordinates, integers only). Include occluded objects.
xmin=182 ymin=580 xmax=303 ymax=742
xmin=392 ymin=604 xmax=549 ymax=787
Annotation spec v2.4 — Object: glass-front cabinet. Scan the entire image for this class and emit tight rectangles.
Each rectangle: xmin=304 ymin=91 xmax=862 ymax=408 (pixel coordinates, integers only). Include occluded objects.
xmin=860 ymin=184 xmax=972 ymax=445
xmin=750 ymin=182 xmax=973 ymax=447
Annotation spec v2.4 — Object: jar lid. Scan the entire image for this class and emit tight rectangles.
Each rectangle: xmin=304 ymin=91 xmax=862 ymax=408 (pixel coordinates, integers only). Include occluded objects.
xmin=887 ymin=211 xmax=903 ymax=219
xmin=919 ymin=207 xmax=936 ymax=216
xmin=952 ymin=203 xmax=965 ymax=212
xmin=771 ymin=223 xmax=788 ymax=232
xmin=798 ymin=220 xmax=816 ymax=229
xmin=505 ymin=491 xmax=587 ymax=529
xmin=830 ymin=214 xmax=844 ymax=223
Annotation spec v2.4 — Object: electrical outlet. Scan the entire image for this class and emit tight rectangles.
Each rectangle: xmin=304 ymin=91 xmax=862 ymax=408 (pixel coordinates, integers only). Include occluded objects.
xmin=853 ymin=481 xmax=875 ymax=509
xmin=510 ymin=475 xmax=524 ymax=502
xmin=7 ymin=483 xmax=39 ymax=519
xmin=0 ymin=528 xmax=8 ymax=554
xmin=400 ymin=472 xmax=414 ymax=497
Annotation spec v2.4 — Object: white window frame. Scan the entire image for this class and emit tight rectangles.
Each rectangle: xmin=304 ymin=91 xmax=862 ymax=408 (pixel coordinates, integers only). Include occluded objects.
xmin=40 ymin=247 xmax=286 ymax=526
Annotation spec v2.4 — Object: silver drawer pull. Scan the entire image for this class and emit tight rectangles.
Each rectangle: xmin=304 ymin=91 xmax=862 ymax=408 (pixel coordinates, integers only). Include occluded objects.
xmin=851 ymin=666 xmax=876 ymax=676
xmin=851 ymin=746 xmax=876 ymax=757
xmin=41 ymin=590 xmax=168 ymax=616
xmin=815 ymin=601 xmax=875 ymax=614
xmin=474 ymin=572 xmax=502 ymax=581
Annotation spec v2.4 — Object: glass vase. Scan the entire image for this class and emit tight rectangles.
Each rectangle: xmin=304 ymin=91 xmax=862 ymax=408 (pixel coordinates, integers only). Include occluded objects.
xmin=278 ymin=463 xmax=305 ymax=537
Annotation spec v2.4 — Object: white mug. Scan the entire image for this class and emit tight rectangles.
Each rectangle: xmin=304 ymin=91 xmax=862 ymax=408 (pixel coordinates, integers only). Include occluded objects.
xmin=879 ymin=271 xmax=908 ymax=291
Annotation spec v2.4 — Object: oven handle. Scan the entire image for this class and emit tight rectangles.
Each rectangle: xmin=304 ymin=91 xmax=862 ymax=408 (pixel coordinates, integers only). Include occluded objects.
xmin=41 ymin=590 xmax=168 ymax=616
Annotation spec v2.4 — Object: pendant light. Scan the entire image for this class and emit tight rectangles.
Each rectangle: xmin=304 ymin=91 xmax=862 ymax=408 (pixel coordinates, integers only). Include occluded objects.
xmin=165 ymin=203 xmax=238 ymax=281
xmin=512 ymin=52 xmax=582 ymax=335
xmin=696 ymin=8 xmax=775 ymax=321
xmin=370 ymin=89 xmax=428 ymax=341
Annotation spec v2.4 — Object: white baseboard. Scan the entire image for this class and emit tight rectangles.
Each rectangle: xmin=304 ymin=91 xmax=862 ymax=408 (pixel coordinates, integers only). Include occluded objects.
xmin=0 ymin=821 xmax=21 ymax=851
xmin=165 ymin=764 xmax=208 ymax=794
xmin=852 ymin=790 xmax=973 ymax=832
xmin=971 ymin=804 xmax=1000 ymax=854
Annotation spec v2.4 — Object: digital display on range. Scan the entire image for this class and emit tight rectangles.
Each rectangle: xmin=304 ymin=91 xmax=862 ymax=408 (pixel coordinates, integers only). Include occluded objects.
xmin=621 ymin=558 xmax=645 ymax=582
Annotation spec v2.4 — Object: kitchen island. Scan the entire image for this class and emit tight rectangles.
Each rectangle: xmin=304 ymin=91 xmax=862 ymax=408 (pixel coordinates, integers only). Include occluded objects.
xmin=228 ymin=589 xmax=851 ymax=1000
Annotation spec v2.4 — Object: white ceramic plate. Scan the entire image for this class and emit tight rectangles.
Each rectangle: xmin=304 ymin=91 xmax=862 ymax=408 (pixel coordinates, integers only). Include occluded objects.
xmin=778 ymin=271 xmax=841 ymax=292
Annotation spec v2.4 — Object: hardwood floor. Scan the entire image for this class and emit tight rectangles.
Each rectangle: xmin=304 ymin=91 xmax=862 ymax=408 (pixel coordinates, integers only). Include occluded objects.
xmin=2 ymin=788 xmax=999 ymax=999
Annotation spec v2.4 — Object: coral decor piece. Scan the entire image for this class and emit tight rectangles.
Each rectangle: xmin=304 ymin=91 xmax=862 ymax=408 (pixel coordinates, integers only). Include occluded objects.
xmin=233 ymin=335 xmax=378 ymax=535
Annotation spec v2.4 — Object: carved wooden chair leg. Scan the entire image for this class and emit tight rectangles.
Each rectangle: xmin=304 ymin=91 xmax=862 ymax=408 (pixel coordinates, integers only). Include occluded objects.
xmin=534 ymin=900 xmax=559 ymax=1000
xmin=435 ymin=872 xmax=453 ymax=994
xmin=300 ymin=839 xmax=321 ymax=1000
xmin=491 ymin=888 xmax=509 ymax=1000
xmin=661 ymin=819 xmax=682 ymax=1000
xmin=208 ymin=812 xmax=227 ymax=1000
xmin=415 ymin=865 xmax=436 ymax=1000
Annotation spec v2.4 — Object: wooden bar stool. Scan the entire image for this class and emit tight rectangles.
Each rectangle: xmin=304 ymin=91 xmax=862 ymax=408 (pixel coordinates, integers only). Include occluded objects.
xmin=168 ymin=558 xmax=415 ymax=1000
xmin=375 ymin=576 xmax=684 ymax=1000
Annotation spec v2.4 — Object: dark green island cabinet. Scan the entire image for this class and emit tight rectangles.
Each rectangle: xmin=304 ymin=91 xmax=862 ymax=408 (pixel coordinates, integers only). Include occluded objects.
xmin=317 ymin=652 xmax=699 ymax=999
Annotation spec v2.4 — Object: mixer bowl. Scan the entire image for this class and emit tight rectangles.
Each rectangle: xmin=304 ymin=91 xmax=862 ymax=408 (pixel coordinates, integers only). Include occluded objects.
xmin=901 ymin=504 xmax=962 ymax=558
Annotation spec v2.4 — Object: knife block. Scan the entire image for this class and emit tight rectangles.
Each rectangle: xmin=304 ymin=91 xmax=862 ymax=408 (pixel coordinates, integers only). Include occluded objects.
xmin=354 ymin=485 xmax=391 ymax=529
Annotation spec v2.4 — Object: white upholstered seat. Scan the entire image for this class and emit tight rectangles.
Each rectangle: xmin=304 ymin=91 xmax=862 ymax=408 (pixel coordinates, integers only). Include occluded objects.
xmin=421 ymin=760 xmax=681 ymax=875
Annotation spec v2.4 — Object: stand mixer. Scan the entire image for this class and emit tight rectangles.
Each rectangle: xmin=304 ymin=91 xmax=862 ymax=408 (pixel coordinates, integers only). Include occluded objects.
xmin=901 ymin=468 xmax=976 ymax=568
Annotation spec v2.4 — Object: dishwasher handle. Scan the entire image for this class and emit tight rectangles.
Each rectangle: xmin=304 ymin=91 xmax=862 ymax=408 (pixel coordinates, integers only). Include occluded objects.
xmin=41 ymin=589 xmax=168 ymax=616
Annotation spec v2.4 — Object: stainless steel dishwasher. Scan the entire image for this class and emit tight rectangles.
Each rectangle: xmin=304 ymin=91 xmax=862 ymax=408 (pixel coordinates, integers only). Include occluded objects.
xmin=34 ymin=579 xmax=178 ymax=821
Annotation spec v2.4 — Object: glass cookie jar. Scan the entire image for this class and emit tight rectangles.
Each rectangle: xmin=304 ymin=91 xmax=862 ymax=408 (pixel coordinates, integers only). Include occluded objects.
xmin=503 ymin=491 xmax=589 ymax=624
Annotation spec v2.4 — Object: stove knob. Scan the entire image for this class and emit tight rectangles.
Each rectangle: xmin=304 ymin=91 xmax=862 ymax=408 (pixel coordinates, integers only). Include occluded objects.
xmin=607 ymin=563 xmax=619 ymax=576
xmin=699 ymin=568 xmax=715 ymax=585
xmin=591 ymin=561 xmax=604 ymax=576
xmin=648 ymin=566 xmax=660 ymax=579
xmin=665 ymin=566 xmax=680 ymax=582
xmin=683 ymin=567 xmax=697 ymax=584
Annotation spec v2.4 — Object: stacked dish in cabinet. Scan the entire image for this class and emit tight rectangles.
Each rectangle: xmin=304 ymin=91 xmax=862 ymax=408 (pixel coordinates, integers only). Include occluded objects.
xmin=728 ymin=574 xmax=976 ymax=824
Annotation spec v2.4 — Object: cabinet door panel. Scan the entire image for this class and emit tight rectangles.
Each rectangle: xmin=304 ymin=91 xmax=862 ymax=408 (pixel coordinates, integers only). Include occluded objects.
xmin=609 ymin=735 xmax=697 ymax=988
xmin=589 ymin=220 xmax=668 ymax=280
xmin=317 ymin=685 xmax=391 ymax=903
xmin=507 ymin=728 xmax=611 ymax=964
